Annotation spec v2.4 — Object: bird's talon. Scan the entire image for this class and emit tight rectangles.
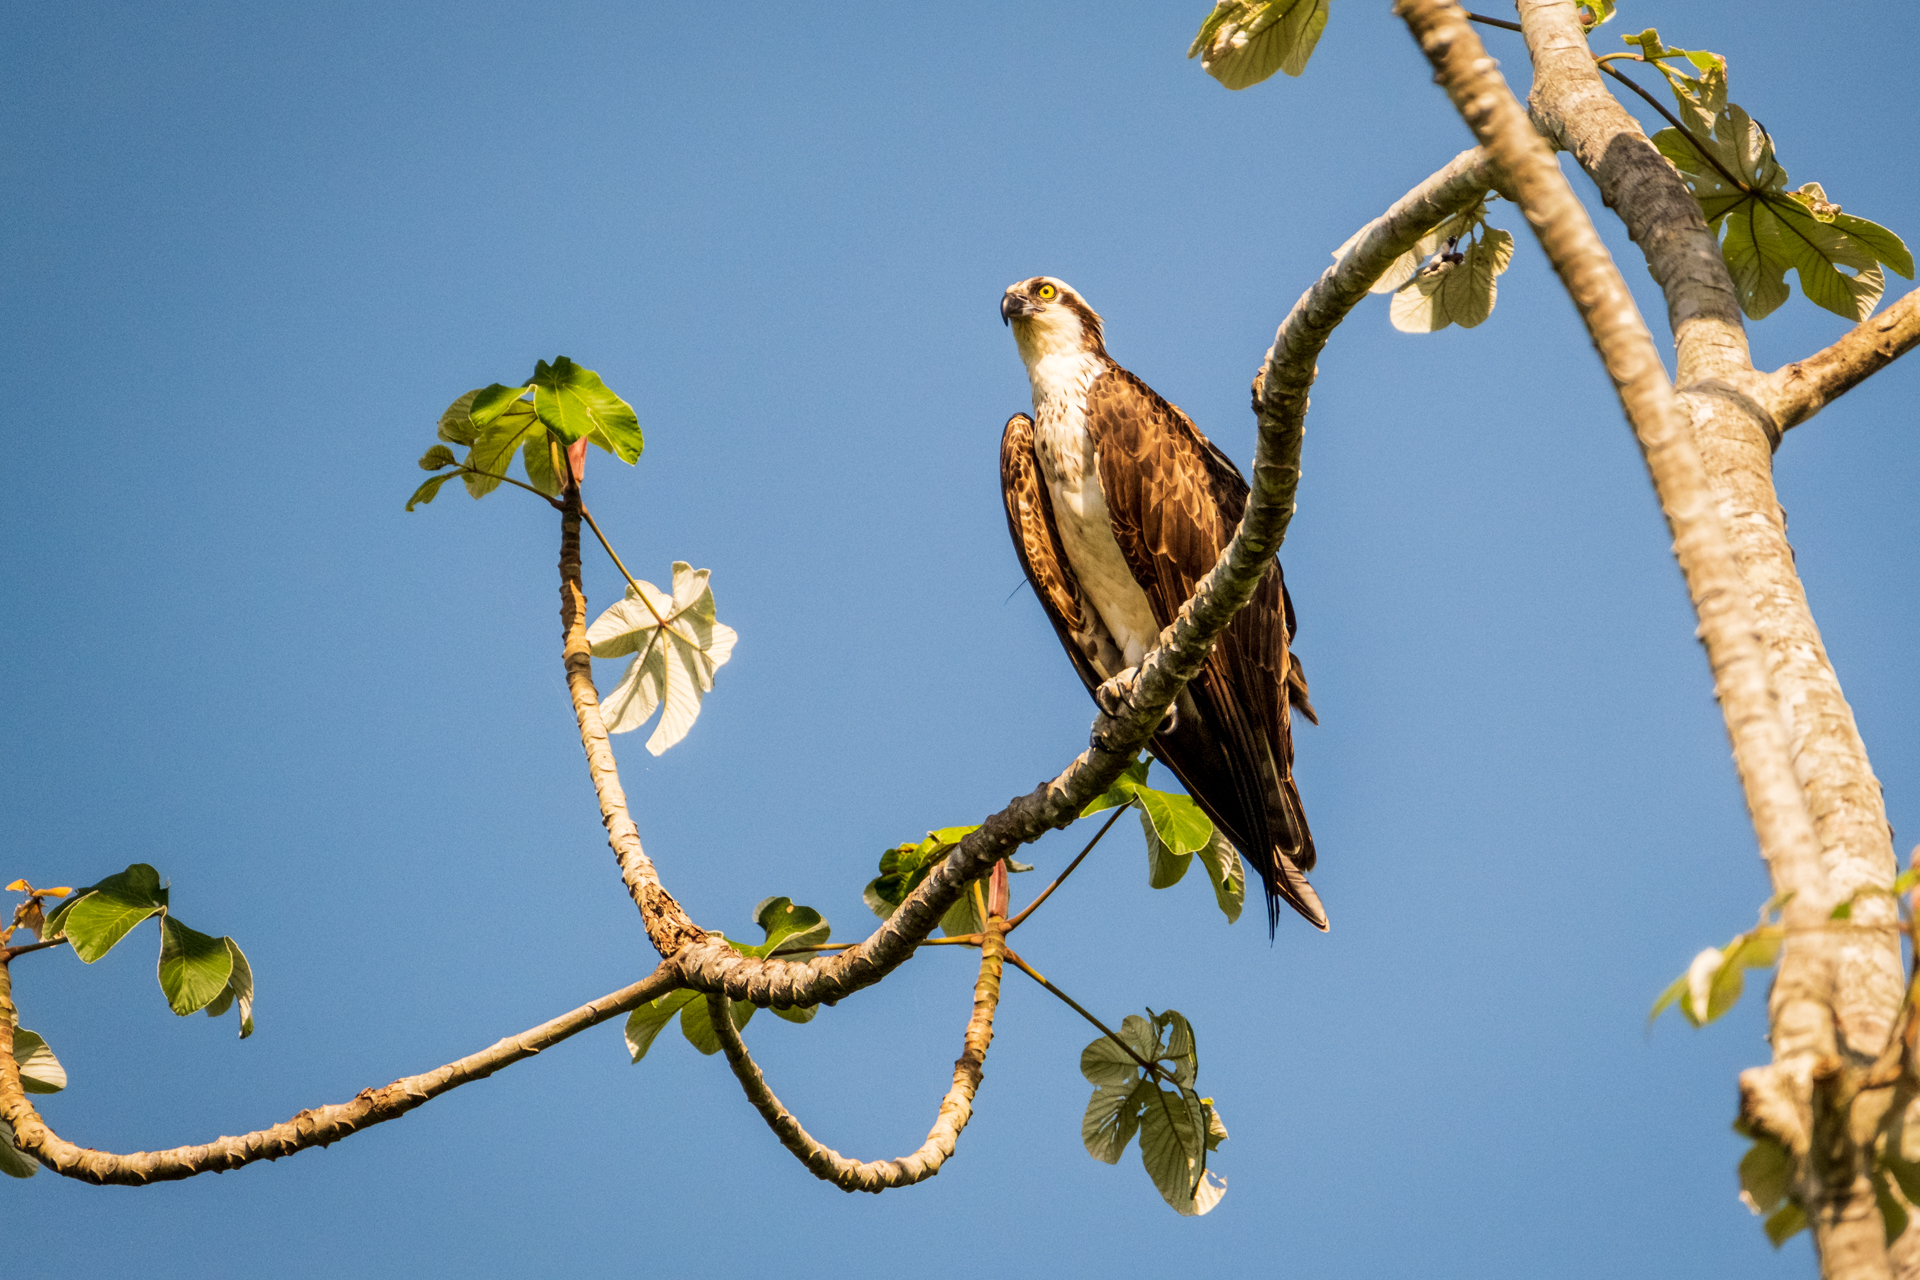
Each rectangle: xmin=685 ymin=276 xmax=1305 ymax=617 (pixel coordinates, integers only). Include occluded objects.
xmin=1095 ymin=667 xmax=1140 ymax=717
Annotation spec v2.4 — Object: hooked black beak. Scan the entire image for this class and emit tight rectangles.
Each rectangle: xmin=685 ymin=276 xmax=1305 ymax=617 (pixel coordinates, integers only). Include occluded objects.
xmin=1000 ymin=292 xmax=1031 ymax=326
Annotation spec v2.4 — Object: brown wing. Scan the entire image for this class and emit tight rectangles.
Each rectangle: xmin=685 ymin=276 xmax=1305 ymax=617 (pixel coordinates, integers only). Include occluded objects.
xmin=1000 ymin=414 xmax=1125 ymax=696
xmin=1082 ymin=368 xmax=1326 ymax=932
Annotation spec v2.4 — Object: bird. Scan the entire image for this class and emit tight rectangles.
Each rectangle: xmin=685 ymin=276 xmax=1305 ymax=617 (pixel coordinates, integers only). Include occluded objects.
xmin=998 ymin=275 xmax=1326 ymax=933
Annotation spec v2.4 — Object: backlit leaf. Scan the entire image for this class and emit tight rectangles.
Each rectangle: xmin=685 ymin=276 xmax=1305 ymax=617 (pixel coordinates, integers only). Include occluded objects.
xmin=864 ymin=826 xmax=981 ymax=919
xmin=679 ymin=995 xmax=754 ymax=1056
xmin=1194 ymin=830 xmax=1246 ymax=924
xmin=200 ymin=937 xmax=256 ymax=1037
xmin=12 ymin=1028 xmax=66 ymax=1094
xmin=1738 ymin=1137 xmax=1792 ymax=1217
xmin=406 ymin=472 xmax=458 ymax=511
xmin=530 ymin=357 xmax=644 ymax=463
xmin=158 ymin=916 xmax=234 ymax=1016
xmin=60 ymin=864 xmax=167 ymax=963
xmin=625 ymin=989 xmax=700 ymax=1062
xmin=1187 ymin=0 xmax=1329 ymax=90
xmin=587 ymin=563 xmax=738 ymax=755
xmin=1765 ymin=1202 xmax=1808 ymax=1247
xmin=1390 ymin=226 xmax=1515 ymax=332
xmin=1080 ymin=757 xmax=1150 ymax=818
xmin=1138 ymin=1084 xmax=1216 ymax=1214
xmin=1083 ymin=1081 xmax=1145 ymax=1164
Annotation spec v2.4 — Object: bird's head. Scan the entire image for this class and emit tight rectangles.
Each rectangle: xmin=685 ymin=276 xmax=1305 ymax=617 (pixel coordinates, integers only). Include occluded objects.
xmin=1000 ymin=277 xmax=1106 ymax=366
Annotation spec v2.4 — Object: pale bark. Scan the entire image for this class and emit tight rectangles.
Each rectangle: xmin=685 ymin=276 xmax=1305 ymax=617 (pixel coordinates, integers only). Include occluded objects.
xmin=1510 ymin=3 xmax=1911 ymax=1271
xmin=705 ymin=919 xmax=1008 ymax=1192
xmin=1768 ymin=287 xmax=1920 ymax=434
xmin=0 ymin=954 xmax=679 ymax=1184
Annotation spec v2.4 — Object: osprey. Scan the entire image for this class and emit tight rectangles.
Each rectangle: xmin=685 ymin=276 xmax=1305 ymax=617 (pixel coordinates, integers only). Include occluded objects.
xmin=998 ymin=276 xmax=1326 ymax=932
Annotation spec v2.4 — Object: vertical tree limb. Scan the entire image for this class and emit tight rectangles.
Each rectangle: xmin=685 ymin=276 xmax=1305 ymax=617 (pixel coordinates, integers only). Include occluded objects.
xmin=1394 ymin=3 xmax=1883 ymax=1272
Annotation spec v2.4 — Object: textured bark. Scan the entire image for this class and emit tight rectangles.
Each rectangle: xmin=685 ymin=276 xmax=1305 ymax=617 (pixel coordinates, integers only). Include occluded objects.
xmin=559 ymin=503 xmax=708 ymax=958
xmin=1768 ymin=287 xmax=1920 ymax=434
xmin=705 ymin=919 xmax=1007 ymax=1192
xmin=1512 ymin=4 xmax=1912 ymax=1271
xmin=0 ymin=955 xmax=679 ymax=1184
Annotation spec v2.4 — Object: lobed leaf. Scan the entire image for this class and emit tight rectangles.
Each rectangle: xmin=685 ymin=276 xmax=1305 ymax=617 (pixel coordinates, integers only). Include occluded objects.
xmin=1187 ymin=0 xmax=1329 ymax=90
xmin=530 ymin=357 xmax=644 ymax=463
xmin=587 ymin=563 xmax=739 ymax=755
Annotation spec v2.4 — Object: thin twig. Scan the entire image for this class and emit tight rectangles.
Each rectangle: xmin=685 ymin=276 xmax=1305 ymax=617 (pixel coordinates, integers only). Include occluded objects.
xmin=1595 ymin=62 xmax=1752 ymax=197
xmin=454 ymin=465 xmax=566 ymax=510
xmin=1006 ymin=806 xmax=1129 ymax=932
xmin=1000 ymin=945 xmax=1177 ymax=1090
xmin=1463 ymin=10 xmax=1522 ymax=31
xmin=0 ymin=938 xmax=64 ymax=962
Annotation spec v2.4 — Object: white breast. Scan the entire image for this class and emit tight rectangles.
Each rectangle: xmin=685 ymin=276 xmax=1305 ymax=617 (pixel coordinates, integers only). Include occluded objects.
xmin=1028 ymin=354 xmax=1163 ymax=673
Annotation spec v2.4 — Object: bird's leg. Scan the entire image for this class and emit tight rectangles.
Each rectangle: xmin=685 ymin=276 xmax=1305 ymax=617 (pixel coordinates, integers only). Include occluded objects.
xmin=1094 ymin=666 xmax=1140 ymax=718
xmin=1095 ymin=668 xmax=1180 ymax=733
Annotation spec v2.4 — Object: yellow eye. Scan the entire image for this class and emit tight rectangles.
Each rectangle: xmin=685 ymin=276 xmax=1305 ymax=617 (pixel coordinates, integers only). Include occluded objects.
xmin=1036 ymin=283 xmax=1056 ymax=300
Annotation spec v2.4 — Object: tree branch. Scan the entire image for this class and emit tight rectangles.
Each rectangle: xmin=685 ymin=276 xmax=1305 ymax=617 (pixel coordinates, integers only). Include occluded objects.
xmin=703 ymin=919 xmax=1007 ymax=1192
xmin=565 ymin=152 xmax=1503 ymax=1012
xmin=1768 ymin=287 xmax=1920 ymax=433
xmin=0 ymin=954 xmax=681 ymax=1185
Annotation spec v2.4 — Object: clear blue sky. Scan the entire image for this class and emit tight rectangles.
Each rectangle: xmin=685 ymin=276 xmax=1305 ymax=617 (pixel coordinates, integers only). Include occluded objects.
xmin=4 ymin=2 xmax=1916 ymax=1275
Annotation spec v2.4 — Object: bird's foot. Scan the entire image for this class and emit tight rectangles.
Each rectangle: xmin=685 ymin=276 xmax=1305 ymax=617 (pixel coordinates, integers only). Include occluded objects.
xmin=1095 ymin=667 xmax=1140 ymax=718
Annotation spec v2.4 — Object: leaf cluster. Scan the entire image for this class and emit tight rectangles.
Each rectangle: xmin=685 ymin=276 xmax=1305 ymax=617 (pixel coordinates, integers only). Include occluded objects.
xmin=1648 ymin=895 xmax=1788 ymax=1030
xmin=409 ymin=357 xmax=642 ymax=510
xmin=1623 ymin=29 xmax=1912 ymax=321
xmin=1080 ymin=1010 xmax=1228 ymax=1215
xmin=41 ymin=864 xmax=256 ymax=1036
xmin=862 ymin=825 xmax=1020 ymax=937
xmin=1081 ymin=758 xmax=1244 ymax=923
xmin=624 ymin=898 xmax=831 ymax=1062
xmin=1332 ymin=196 xmax=1514 ymax=334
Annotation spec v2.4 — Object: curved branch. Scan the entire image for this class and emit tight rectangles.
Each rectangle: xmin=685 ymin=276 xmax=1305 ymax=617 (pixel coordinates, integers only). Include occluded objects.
xmin=1769 ymin=287 xmax=1920 ymax=433
xmin=0 ymin=954 xmax=681 ymax=1185
xmin=564 ymin=151 xmax=1502 ymax=1011
xmin=705 ymin=920 xmax=1007 ymax=1193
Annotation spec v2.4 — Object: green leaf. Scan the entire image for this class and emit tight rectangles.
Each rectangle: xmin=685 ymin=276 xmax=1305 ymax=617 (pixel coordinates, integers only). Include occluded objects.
xmin=522 ymin=435 xmax=561 ymax=498
xmin=0 ymin=1118 xmax=35 ymax=1179
xmin=679 ymin=995 xmax=753 ymax=1056
xmin=863 ymin=825 xmax=982 ymax=918
xmin=406 ymin=472 xmax=458 ymax=512
xmin=1193 ymin=830 xmax=1245 ymax=924
xmin=1390 ymin=226 xmax=1515 ymax=332
xmin=158 ymin=916 xmax=235 ymax=1015
xmin=1738 ymin=1137 xmax=1792 ymax=1217
xmin=1187 ymin=0 xmax=1329 ymax=90
xmin=1153 ymin=1009 xmax=1199 ymax=1090
xmin=1080 ymin=757 xmax=1150 ymax=818
xmin=468 ymin=383 xmax=534 ymax=429
xmin=1885 ymin=1108 xmax=1920 ymax=1206
xmin=60 ymin=864 xmax=167 ymax=963
xmin=462 ymin=395 xmax=544 ymax=499
xmin=586 ymin=563 xmax=739 ymax=756
xmin=771 ymin=1004 xmax=817 ymax=1025
xmin=1876 ymin=1171 xmax=1909 ymax=1247
xmin=1141 ymin=808 xmax=1194 ymax=889
xmin=436 ymin=389 xmax=482 ymax=446
xmin=529 ymin=357 xmax=644 ymax=463
xmin=12 ymin=1028 xmax=66 ymax=1094
xmin=1082 ymin=1080 xmax=1146 ymax=1164
xmin=1081 ymin=1032 xmax=1148 ymax=1089
xmin=418 ymin=444 xmax=458 ymax=471
xmin=1334 ymin=204 xmax=1487 ymax=296
xmin=746 ymin=897 xmax=832 ymax=956
xmin=1765 ymin=1201 xmax=1808 ymax=1247
xmin=1831 ymin=898 xmax=1855 ymax=921
xmin=625 ymin=989 xmax=701 ymax=1062
xmin=1893 ymin=867 xmax=1920 ymax=895
xmin=200 ymin=937 xmax=256 ymax=1038
xmin=1576 ymin=0 xmax=1613 ymax=29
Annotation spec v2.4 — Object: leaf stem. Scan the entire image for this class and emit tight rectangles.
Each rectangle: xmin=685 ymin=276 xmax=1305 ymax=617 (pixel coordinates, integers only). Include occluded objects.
xmin=572 ymin=500 xmax=701 ymax=647
xmin=0 ymin=938 xmax=65 ymax=962
xmin=1000 ymin=944 xmax=1177 ymax=1089
xmin=1595 ymin=61 xmax=1753 ymax=197
xmin=1006 ymin=806 xmax=1129 ymax=932
xmin=1462 ymin=10 xmax=1522 ymax=32
xmin=452 ymin=465 xmax=566 ymax=510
